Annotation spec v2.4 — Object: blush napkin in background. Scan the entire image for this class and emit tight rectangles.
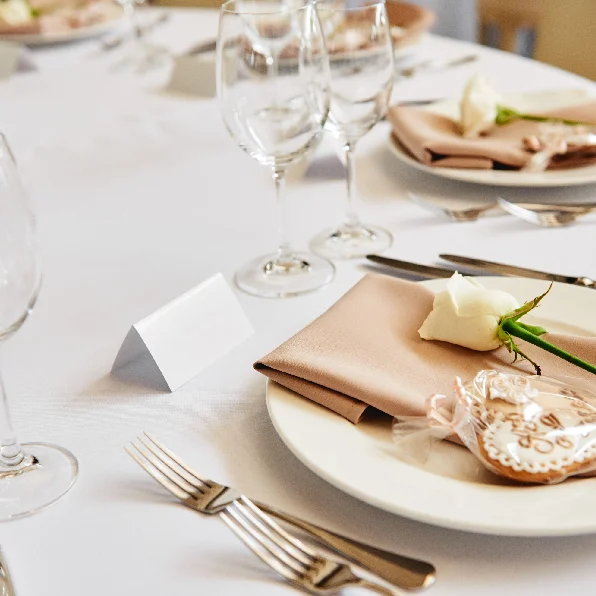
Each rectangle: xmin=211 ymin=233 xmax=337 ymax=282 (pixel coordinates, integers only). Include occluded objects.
xmin=387 ymin=101 xmax=596 ymax=170
xmin=254 ymin=275 xmax=596 ymax=424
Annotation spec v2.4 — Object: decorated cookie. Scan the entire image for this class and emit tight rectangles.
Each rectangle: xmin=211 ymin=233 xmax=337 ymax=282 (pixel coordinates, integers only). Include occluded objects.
xmin=455 ymin=371 xmax=596 ymax=484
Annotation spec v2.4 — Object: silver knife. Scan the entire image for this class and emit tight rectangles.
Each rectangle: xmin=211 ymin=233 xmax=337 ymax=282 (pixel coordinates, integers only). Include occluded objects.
xmin=366 ymin=254 xmax=464 ymax=278
xmin=395 ymin=54 xmax=478 ymax=79
xmin=439 ymin=254 xmax=596 ymax=289
xmin=185 ymin=38 xmax=217 ymax=56
xmin=0 ymin=547 xmax=15 ymax=596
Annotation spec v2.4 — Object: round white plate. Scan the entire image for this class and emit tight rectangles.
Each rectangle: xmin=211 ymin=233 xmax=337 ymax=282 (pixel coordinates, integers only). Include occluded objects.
xmin=0 ymin=4 xmax=125 ymax=46
xmin=267 ymin=277 xmax=596 ymax=536
xmin=387 ymin=134 xmax=596 ymax=188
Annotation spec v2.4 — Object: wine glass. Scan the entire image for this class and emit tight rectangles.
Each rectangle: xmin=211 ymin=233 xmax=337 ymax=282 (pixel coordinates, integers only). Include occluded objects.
xmin=0 ymin=135 xmax=78 ymax=520
xmin=217 ymin=0 xmax=334 ymax=298
xmin=115 ymin=0 xmax=169 ymax=72
xmin=310 ymin=0 xmax=394 ymax=259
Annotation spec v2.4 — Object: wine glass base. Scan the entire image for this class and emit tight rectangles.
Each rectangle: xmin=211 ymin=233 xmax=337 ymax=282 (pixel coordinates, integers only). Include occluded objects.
xmin=235 ymin=251 xmax=335 ymax=298
xmin=0 ymin=443 xmax=78 ymax=521
xmin=310 ymin=224 xmax=393 ymax=260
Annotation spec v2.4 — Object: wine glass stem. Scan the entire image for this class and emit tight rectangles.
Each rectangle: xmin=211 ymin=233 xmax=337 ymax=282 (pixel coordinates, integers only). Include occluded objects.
xmin=0 ymin=352 xmax=26 ymax=470
xmin=124 ymin=0 xmax=145 ymax=51
xmin=343 ymin=142 xmax=360 ymax=228
xmin=273 ymin=168 xmax=291 ymax=261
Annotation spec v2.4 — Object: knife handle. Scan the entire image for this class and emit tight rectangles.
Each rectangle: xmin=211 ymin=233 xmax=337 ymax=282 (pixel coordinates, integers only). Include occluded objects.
xmin=256 ymin=502 xmax=435 ymax=591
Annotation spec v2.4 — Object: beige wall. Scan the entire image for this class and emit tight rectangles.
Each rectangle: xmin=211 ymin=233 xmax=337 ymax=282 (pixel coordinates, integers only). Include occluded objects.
xmin=535 ymin=0 xmax=596 ymax=80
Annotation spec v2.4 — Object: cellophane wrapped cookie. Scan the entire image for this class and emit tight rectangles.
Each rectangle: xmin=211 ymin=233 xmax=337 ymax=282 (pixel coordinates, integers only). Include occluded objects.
xmin=393 ymin=370 xmax=596 ymax=484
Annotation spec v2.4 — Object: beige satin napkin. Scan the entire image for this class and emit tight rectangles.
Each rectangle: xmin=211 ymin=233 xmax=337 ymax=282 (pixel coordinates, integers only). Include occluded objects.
xmin=387 ymin=101 xmax=596 ymax=170
xmin=254 ymin=274 xmax=596 ymax=423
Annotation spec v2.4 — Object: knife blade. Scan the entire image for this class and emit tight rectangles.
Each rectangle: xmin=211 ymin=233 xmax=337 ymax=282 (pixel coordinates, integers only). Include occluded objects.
xmin=185 ymin=38 xmax=217 ymax=56
xmin=0 ymin=547 xmax=15 ymax=596
xmin=439 ymin=254 xmax=596 ymax=288
xmin=366 ymin=254 xmax=464 ymax=278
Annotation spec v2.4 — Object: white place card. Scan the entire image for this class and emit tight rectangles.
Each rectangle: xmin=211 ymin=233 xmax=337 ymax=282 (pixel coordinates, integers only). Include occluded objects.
xmin=0 ymin=41 xmax=36 ymax=79
xmin=112 ymin=273 xmax=254 ymax=392
xmin=167 ymin=53 xmax=216 ymax=98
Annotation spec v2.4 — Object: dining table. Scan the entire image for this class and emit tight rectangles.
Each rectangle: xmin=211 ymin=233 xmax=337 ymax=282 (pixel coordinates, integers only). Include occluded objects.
xmin=2 ymin=6 xmax=596 ymax=595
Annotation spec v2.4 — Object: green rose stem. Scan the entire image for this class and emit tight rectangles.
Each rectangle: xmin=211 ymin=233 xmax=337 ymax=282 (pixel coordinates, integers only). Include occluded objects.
xmin=496 ymin=105 xmax=592 ymax=128
xmin=496 ymin=284 xmax=596 ymax=376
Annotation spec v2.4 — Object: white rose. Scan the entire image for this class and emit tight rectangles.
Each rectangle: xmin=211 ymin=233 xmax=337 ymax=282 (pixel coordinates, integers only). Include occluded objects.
xmin=0 ymin=0 xmax=32 ymax=25
xmin=460 ymin=74 xmax=503 ymax=138
xmin=418 ymin=272 xmax=520 ymax=351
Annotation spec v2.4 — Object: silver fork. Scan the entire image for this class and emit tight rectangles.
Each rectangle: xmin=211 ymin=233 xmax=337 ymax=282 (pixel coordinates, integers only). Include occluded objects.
xmin=409 ymin=192 xmax=499 ymax=222
xmin=222 ymin=499 xmax=400 ymax=595
xmin=125 ymin=435 xmax=403 ymax=595
xmin=497 ymin=197 xmax=596 ymax=227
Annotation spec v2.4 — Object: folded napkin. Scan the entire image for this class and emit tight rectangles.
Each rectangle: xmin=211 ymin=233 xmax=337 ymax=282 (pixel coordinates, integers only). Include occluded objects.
xmin=387 ymin=101 xmax=596 ymax=170
xmin=255 ymin=274 xmax=596 ymax=423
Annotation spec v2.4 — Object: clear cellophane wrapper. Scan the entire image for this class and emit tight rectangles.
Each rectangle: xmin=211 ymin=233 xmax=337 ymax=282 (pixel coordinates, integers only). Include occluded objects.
xmin=393 ymin=370 xmax=596 ymax=484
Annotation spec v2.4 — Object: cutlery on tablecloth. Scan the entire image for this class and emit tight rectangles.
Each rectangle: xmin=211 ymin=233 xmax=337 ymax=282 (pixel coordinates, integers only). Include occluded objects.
xmin=408 ymin=193 xmax=596 ymax=225
xmin=222 ymin=499 xmax=401 ymax=595
xmin=0 ymin=547 xmax=15 ymax=596
xmin=101 ymin=12 xmax=171 ymax=51
xmin=439 ymin=254 xmax=596 ymax=288
xmin=497 ymin=197 xmax=596 ymax=227
xmin=125 ymin=433 xmax=436 ymax=592
xmin=366 ymin=255 xmax=466 ymax=279
xmin=395 ymin=54 xmax=478 ymax=79
xmin=408 ymin=193 xmax=500 ymax=222
xmin=184 ymin=38 xmax=217 ymax=56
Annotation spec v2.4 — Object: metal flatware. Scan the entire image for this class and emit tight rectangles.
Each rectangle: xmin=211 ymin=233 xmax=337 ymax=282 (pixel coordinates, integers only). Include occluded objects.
xmin=497 ymin=197 xmax=596 ymax=227
xmin=366 ymin=254 xmax=462 ymax=279
xmin=223 ymin=499 xmax=400 ymax=595
xmin=0 ymin=547 xmax=15 ymax=596
xmin=439 ymin=253 xmax=596 ymax=288
xmin=395 ymin=54 xmax=478 ymax=79
xmin=184 ymin=38 xmax=217 ymax=56
xmin=409 ymin=193 xmax=500 ymax=222
xmin=125 ymin=433 xmax=436 ymax=592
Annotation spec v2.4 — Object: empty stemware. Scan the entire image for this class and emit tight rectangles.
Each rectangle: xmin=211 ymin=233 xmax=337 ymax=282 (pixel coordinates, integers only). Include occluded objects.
xmin=310 ymin=0 xmax=394 ymax=259
xmin=217 ymin=0 xmax=334 ymax=297
xmin=0 ymin=135 xmax=78 ymax=520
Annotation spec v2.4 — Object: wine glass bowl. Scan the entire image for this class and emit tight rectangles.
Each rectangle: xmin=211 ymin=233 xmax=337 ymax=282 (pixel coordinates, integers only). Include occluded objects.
xmin=310 ymin=0 xmax=394 ymax=260
xmin=0 ymin=135 xmax=77 ymax=520
xmin=218 ymin=0 xmax=335 ymax=297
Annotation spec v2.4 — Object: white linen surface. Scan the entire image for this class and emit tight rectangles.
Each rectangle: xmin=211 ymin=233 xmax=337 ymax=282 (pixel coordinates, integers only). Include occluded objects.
xmin=2 ymin=8 xmax=596 ymax=596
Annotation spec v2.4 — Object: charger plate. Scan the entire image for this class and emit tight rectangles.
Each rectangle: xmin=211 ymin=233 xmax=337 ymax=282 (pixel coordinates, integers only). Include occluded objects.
xmin=266 ymin=277 xmax=596 ymax=536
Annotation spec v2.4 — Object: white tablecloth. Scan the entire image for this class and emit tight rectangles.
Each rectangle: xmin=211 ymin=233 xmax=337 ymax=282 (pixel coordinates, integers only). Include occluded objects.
xmin=2 ymin=8 xmax=596 ymax=596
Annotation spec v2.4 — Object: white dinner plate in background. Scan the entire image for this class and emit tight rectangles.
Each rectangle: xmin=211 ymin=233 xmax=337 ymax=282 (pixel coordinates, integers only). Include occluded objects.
xmin=387 ymin=89 xmax=596 ymax=188
xmin=0 ymin=3 xmax=125 ymax=46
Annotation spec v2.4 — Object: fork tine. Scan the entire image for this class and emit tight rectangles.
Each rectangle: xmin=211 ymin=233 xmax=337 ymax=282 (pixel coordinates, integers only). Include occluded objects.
xmin=221 ymin=509 xmax=305 ymax=584
xmin=131 ymin=439 xmax=205 ymax=498
xmin=237 ymin=498 xmax=318 ymax=565
xmin=225 ymin=506 xmax=309 ymax=579
xmin=143 ymin=432 xmax=215 ymax=489
xmin=125 ymin=444 xmax=198 ymax=506
xmin=139 ymin=434 xmax=210 ymax=491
